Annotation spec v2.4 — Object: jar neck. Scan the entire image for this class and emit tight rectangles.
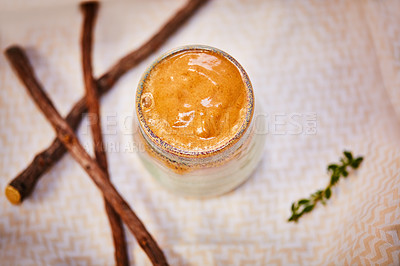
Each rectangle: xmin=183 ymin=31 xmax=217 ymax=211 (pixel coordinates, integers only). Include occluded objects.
xmin=138 ymin=118 xmax=255 ymax=167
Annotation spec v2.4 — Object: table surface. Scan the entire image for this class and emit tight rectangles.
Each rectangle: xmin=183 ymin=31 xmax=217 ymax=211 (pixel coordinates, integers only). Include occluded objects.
xmin=1 ymin=0 xmax=399 ymax=265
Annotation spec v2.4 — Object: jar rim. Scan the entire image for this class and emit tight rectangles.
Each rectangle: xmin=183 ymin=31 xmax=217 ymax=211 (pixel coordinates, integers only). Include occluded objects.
xmin=136 ymin=45 xmax=254 ymax=158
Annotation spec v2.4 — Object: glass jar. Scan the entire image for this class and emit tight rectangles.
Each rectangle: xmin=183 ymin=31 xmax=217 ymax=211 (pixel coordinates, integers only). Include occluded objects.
xmin=133 ymin=45 xmax=265 ymax=198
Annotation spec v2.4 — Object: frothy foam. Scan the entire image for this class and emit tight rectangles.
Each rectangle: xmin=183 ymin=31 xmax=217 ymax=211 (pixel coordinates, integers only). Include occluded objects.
xmin=140 ymin=49 xmax=248 ymax=152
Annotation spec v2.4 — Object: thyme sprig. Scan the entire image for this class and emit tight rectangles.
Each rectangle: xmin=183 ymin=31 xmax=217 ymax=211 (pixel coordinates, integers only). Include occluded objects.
xmin=288 ymin=151 xmax=363 ymax=222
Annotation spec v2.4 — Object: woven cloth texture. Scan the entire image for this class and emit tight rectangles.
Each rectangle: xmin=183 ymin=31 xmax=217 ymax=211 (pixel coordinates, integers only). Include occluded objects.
xmin=0 ymin=0 xmax=399 ymax=265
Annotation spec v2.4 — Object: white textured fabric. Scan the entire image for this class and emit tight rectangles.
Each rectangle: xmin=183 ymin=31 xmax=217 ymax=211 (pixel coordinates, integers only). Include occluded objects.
xmin=0 ymin=0 xmax=399 ymax=265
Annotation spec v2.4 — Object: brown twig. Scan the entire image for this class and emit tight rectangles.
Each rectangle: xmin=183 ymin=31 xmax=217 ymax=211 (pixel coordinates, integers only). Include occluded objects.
xmin=5 ymin=46 xmax=168 ymax=266
xmin=80 ymin=2 xmax=129 ymax=266
xmin=98 ymin=0 xmax=208 ymax=90
xmin=5 ymin=0 xmax=209 ymax=204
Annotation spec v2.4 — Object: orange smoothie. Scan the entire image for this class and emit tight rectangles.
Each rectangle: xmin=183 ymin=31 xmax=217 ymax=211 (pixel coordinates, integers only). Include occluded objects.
xmin=139 ymin=49 xmax=248 ymax=152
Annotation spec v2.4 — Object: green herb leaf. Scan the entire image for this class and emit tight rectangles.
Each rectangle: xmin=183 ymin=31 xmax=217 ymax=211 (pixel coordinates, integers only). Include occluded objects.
xmin=330 ymin=173 xmax=340 ymax=186
xmin=325 ymin=188 xmax=331 ymax=199
xmin=298 ymin=199 xmax=310 ymax=205
xmin=327 ymin=164 xmax=338 ymax=172
xmin=288 ymin=150 xmax=364 ymax=223
xmin=303 ymin=205 xmax=314 ymax=213
xmin=351 ymin=157 xmax=363 ymax=168
xmin=288 ymin=214 xmax=297 ymax=222
xmin=344 ymin=151 xmax=353 ymax=161
xmin=342 ymin=169 xmax=349 ymax=177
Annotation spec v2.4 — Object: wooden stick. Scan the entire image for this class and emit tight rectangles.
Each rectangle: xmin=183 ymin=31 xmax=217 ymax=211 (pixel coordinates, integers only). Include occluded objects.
xmin=5 ymin=46 xmax=168 ymax=266
xmin=5 ymin=0 xmax=208 ymax=204
xmin=80 ymin=2 xmax=129 ymax=265
xmin=98 ymin=0 xmax=208 ymax=90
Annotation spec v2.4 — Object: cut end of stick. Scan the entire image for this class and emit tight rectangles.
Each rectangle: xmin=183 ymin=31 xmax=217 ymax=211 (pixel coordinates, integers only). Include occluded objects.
xmin=4 ymin=45 xmax=21 ymax=55
xmin=5 ymin=185 xmax=21 ymax=205
xmin=80 ymin=1 xmax=100 ymax=11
